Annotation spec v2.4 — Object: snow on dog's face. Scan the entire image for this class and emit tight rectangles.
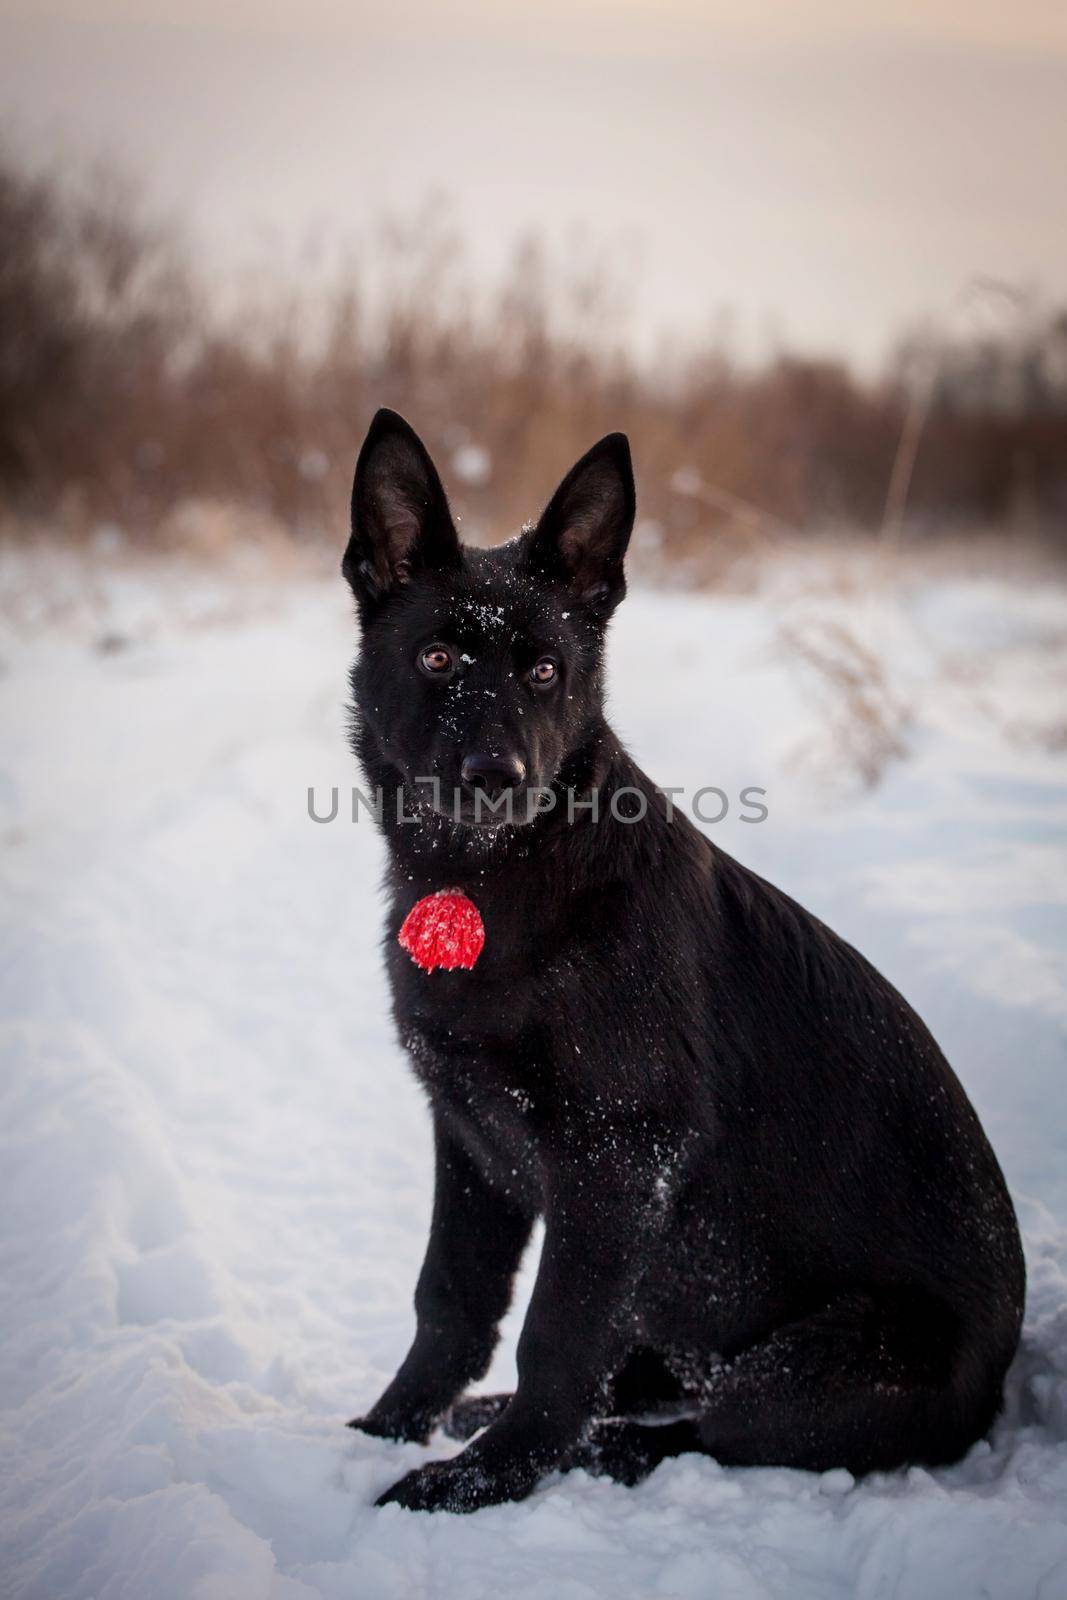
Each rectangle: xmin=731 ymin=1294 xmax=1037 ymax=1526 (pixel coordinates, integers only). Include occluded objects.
xmin=344 ymin=409 xmax=634 ymax=827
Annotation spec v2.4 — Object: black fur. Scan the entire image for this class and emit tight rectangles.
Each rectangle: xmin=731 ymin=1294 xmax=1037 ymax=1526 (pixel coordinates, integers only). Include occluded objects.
xmin=343 ymin=409 xmax=1024 ymax=1513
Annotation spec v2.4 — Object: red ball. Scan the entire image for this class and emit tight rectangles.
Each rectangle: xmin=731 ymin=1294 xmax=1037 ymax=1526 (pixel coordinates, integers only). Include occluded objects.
xmin=398 ymin=890 xmax=486 ymax=973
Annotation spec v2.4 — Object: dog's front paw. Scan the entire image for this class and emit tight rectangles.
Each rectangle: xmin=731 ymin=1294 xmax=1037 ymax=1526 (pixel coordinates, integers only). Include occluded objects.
xmin=347 ymin=1409 xmax=432 ymax=1445
xmin=376 ymin=1454 xmax=530 ymax=1514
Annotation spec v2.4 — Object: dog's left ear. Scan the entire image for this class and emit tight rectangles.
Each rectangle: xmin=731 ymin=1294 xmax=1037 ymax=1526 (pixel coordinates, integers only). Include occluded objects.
xmin=524 ymin=433 xmax=635 ymax=613
xmin=344 ymin=409 xmax=460 ymax=612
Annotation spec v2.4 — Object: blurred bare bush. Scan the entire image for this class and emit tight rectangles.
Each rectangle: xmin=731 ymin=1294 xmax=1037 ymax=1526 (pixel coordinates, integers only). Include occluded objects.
xmin=779 ymin=618 xmax=911 ymax=788
xmin=2 ymin=144 xmax=1066 ymax=569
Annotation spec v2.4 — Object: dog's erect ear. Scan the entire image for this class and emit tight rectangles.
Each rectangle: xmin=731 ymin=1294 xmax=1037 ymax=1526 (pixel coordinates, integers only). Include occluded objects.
xmin=344 ymin=409 xmax=460 ymax=608
xmin=523 ymin=433 xmax=635 ymax=612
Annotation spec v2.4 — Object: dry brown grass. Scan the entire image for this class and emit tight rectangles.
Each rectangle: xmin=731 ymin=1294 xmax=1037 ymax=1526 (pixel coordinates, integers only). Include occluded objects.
xmin=2 ymin=145 xmax=1066 ymax=572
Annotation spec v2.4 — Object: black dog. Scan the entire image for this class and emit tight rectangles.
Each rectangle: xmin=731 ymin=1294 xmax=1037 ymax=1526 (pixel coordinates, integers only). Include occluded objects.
xmin=343 ymin=409 xmax=1024 ymax=1513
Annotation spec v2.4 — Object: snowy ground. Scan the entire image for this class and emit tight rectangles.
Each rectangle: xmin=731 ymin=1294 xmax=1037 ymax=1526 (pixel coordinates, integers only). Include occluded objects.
xmin=2 ymin=546 xmax=1067 ymax=1599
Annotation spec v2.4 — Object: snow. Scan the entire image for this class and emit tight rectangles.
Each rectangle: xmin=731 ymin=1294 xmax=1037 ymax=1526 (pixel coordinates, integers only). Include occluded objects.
xmin=2 ymin=549 xmax=1067 ymax=1600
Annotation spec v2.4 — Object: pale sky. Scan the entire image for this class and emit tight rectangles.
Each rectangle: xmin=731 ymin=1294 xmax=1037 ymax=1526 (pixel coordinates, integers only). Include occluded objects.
xmin=3 ymin=2 xmax=1066 ymax=365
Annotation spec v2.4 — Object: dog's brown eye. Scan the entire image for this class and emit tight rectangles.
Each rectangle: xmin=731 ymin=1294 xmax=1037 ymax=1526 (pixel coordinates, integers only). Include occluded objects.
xmin=419 ymin=646 xmax=453 ymax=676
xmin=530 ymin=658 xmax=557 ymax=685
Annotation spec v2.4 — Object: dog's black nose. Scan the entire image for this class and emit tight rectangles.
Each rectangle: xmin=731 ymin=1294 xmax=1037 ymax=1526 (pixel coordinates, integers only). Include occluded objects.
xmin=460 ymin=753 xmax=526 ymax=798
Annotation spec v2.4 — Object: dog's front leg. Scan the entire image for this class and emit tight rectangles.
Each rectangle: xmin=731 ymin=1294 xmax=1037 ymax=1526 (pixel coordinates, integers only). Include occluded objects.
xmin=351 ymin=1111 xmax=535 ymax=1444
xmin=377 ymin=1151 xmax=659 ymax=1511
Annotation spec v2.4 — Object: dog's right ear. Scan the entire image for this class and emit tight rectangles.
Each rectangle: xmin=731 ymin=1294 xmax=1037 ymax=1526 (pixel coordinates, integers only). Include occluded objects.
xmin=343 ymin=410 xmax=460 ymax=610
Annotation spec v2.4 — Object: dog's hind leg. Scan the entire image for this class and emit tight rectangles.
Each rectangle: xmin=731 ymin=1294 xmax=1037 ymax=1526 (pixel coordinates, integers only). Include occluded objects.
xmin=567 ymin=1292 xmax=997 ymax=1486
xmin=688 ymin=1290 xmax=990 ymax=1475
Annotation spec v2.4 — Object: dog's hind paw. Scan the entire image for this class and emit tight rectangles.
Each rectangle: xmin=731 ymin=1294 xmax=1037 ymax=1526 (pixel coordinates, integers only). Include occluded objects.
xmin=442 ymin=1392 xmax=513 ymax=1441
xmin=563 ymin=1418 xmax=701 ymax=1487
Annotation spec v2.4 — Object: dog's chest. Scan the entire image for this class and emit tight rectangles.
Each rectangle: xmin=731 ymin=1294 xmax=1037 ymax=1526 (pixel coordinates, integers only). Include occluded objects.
xmin=400 ymin=1000 xmax=548 ymax=1200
